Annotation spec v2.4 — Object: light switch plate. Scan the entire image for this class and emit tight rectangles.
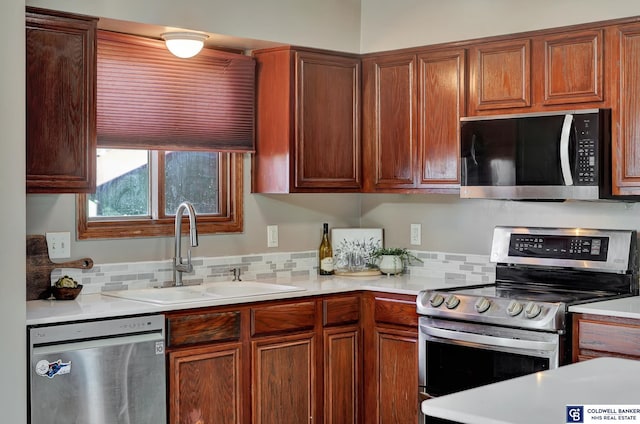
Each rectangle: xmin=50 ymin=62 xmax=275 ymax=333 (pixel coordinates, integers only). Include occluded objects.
xmin=46 ymin=232 xmax=71 ymax=259
xmin=410 ymin=224 xmax=421 ymax=246
xmin=267 ymin=225 xmax=278 ymax=248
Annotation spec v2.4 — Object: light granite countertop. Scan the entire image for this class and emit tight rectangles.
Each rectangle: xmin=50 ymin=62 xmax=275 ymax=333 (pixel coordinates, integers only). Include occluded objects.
xmin=27 ymin=274 xmax=482 ymax=326
xmin=422 ymin=357 xmax=640 ymax=424
xmin=569 ymin=295 xmax=640 ymax=320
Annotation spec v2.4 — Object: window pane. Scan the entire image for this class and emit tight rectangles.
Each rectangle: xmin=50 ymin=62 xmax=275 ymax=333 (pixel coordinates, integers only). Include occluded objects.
xmin=89 ymin=149 xmax=150 ymax=218
xmin=165 ymin=151 xmax=220 ymax=215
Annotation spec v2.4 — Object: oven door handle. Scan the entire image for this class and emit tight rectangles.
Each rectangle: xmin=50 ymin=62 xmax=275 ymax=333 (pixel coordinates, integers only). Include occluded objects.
xmin=421 ymin=325 xmax=557 ymax=352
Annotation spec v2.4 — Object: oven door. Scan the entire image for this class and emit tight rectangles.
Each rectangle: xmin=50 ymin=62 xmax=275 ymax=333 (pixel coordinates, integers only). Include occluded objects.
xmin=418 ymin=316 xmax=560 ymax=398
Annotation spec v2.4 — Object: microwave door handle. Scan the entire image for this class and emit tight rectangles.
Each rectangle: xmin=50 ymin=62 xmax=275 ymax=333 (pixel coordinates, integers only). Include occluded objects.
xmin=560 ymin=114 xmax=574 ymax=186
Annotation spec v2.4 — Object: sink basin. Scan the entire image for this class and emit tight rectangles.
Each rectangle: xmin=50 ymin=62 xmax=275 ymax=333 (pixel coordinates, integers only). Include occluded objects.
xmin=102 ymin=281 xmax=306 ymax=305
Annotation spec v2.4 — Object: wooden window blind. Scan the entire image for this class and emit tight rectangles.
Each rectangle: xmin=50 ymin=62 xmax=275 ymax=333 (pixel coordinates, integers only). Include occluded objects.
xmin=96 ymin=30 xmax=255 ymax=152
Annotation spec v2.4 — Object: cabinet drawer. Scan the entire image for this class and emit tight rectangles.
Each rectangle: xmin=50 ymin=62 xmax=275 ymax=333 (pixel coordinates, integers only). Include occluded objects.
xmin=251 ymin=300 xmax=316 ymax=336
xmin=323 ymin=295 xmax=360 ymax=326
xmin=578 ymin=318 xmax=640 ymax=357
xmin=167 ymin=310 xmax=241 ymax=347
xmin=374 ymin=296 xmax=418 ymax=328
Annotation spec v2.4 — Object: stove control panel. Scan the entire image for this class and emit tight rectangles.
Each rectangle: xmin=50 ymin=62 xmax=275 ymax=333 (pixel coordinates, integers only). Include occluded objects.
xmin=416 ymin=289 xmax=566 ymax=332
xmin=509 ymin=234 xmax=609 ymax=261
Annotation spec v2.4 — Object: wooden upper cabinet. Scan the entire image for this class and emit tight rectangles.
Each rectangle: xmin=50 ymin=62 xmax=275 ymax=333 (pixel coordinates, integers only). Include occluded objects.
xmin=26 ymin=7 xmax=97 ymax=193
xmin=612 ymin=23 xmax=640 ymax=195
xmin=539 ymin=29 xmax=603 ymax=105
xmin=469 ymin=39 xmax=531 ymax=112
xmin=253 ymin=47 xmax=361 ymax=193
xmin=362 ymin=53 xmax=418 ymax=191
xmin=417 ymin=49 xmax=465 ymax=189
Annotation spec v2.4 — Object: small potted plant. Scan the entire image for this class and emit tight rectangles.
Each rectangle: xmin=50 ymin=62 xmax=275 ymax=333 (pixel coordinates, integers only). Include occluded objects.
xmin=370 ymin=247 xmax=423 ymax=275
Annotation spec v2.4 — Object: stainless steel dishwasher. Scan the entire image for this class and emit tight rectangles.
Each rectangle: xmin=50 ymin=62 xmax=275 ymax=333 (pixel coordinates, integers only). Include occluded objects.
xmin=28 ymin=314 xmax=166 ymax=424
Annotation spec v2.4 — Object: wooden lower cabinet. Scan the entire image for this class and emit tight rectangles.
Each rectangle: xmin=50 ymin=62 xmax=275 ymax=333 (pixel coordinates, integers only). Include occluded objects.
xmin=324 ymin=326 xmax=360 ymax=424
xmin=167 ymin=292 xmax=421 ymax=424
xmin=252 ymin=332 xmax=316 ymax=424
xmin=169 ymin=343 xmax=243 ymax=424
xmin=364 ymin=293 xmax=420 ymax=424
xmin=573 ymin=313 xmax=640 ymax=361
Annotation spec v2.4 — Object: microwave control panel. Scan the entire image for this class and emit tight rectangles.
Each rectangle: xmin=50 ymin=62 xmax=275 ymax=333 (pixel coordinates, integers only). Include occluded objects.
xmin=574 ymin=116 xmax=598 ymax=186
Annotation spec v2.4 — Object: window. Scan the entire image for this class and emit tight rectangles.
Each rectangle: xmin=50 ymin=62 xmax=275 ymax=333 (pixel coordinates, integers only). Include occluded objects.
xmin=77 ymin=151 xmax=243 ymax=239
xmin=77 ymin=30 xmax=254 ymax=239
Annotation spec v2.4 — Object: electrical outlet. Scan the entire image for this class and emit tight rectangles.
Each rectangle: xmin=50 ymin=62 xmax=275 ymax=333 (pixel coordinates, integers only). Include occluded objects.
xmin=267 ymin=225 xmax=278 ymax=248
xmin=410 ymin=224 xmax=421 ymax=246
xmin=46 ymin=232 xmax=71 ymax=259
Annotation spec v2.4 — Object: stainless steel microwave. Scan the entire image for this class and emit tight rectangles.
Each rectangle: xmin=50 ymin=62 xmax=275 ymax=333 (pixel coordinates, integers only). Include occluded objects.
xmin=460 ymin=109 xmax=610 ymax=200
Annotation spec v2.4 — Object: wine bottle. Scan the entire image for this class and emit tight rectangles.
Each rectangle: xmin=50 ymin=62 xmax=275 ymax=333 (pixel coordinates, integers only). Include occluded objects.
xmin=318 ymin=223 xmax=334 ymax=275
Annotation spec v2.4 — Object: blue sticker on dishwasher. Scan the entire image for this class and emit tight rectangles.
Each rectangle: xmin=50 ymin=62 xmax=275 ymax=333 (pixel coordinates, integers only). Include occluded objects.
xmin=35 ymin=359 xmax=71 ymax=379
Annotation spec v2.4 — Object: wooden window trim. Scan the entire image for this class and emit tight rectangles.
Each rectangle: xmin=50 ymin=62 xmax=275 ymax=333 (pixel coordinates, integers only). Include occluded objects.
xmin=77 ymin=153 xmax=243 ymax=239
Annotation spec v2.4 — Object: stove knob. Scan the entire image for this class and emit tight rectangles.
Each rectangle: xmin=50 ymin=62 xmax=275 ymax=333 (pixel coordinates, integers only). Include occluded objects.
xmin=474 ymin=297 xmax=491 ymax=313
xmin=506 ymin=300 xmax=523 ymax=317
xmin=524 ymin=302 xmax=542 ymax=319
xmin=429 ymin=293 xmax=445 ymax=307
xmin=444 ymin=294 xmax=460 ymax=309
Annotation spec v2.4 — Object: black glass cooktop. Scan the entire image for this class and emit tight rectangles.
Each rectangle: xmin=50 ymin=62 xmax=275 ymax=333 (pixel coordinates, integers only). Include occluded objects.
xmin=449 ymin=284 xmax=623 ymax=305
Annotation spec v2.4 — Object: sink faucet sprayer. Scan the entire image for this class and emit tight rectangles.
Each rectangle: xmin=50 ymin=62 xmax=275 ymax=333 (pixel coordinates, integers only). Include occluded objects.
xmin=173 ymin=201 xmax=198 ymax=286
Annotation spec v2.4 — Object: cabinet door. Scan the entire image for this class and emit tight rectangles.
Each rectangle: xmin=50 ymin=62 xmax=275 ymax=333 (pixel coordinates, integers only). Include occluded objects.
xmin=375 ymin=327 xmax=419 ymax=424
xmin=417 ymin=49 xmax=465 ymax=190
xmin=469 ymin=39 xmax=531 ymax=112
xmin=169 ymin=343 xmax=243 ymax=424
xmin=613 ymin=24 xmax=640 ymax=195
xmin=26 ymin=8 xmax=96 ymax=193
xmin=363 ymin=53 xmax=417 ymax=191
xmin=324 ymin=326 xmax=360 ymax=424
xmin=295 ymin=51 xmax=361 ymax=190
xmin=539 ymin=29 xmax=603 ymax=105
xmin=252 ymin=332 xmax=316 ymax=424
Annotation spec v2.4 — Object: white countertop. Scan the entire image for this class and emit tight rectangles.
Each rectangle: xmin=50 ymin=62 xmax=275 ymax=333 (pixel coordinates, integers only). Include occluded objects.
xmin=422 ymin=357 xmax=640 ymax=424
xmin=26 ymin=274 xmax=479 ymax=325
xmin=569 ymin=296 xmax=640 ymax=320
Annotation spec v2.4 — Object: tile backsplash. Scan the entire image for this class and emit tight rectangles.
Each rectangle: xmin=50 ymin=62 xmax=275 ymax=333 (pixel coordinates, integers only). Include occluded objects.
xmin=47 ymin=250 xmax=495 ymax=295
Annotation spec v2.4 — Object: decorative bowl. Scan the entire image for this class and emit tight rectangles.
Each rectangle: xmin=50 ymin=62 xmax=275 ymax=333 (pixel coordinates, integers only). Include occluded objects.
xmin=51 ymin=285 xmax=83 ymax=300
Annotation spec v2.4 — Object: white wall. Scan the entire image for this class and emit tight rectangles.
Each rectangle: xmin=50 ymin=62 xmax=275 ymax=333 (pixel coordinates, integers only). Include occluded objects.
xmin=1 ymin=0 xmax=26 ymax=422
xmin=361 ymin=0 xmax=640 ymax=52
xmin=26 ymin=0 xmax=362 ymax=52
xmin=27 ymin=157 xmax=362 ymax=263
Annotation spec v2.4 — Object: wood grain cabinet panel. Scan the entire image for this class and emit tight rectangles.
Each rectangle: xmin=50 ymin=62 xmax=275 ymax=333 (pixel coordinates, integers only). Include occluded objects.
xmin=251 ymin=300 xmax=316 ymax=337
xmin=374 ymin=296 xmax=419 ymax=328
xmin=253 ymin=47 xmax=360 ymax=193
xmin=469 ymin=39 xmax=531 ymax=112
xmin=540 ymin=29 xmax=603 ymax=105
xmin=26 ymin=7 xmax=97 ymax=193
xmin=375 ymin=327 xmax=419 ymax=424
xmin=167 ymin=310 xmax=241 ymax=347
xmin=613 ymin=23 xmax=640 ymax=195
xmin=362 ymin=53 xmax=417 ymax=191
xmin=252 ymin=333 xmax=316 ymax=424
xmin=573 ymin=313 xmax=640 ymax=361
xmin=169 ymin=343 xmax=243 ymax=424
xmin=324 ymin=326 xmax=360 ymax=424
xmin=417 ymin=49 xmax=465 ymax=189
xmin=323 ymin=295 xmax=361 ymax=326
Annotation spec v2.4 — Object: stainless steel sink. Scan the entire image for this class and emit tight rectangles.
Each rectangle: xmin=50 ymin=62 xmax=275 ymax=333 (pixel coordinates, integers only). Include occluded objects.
xmin=102 ymin=281 xmax=306 ymax=305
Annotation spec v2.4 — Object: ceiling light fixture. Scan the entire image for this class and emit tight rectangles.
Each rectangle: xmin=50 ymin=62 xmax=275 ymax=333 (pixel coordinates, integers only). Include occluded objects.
xmin=161 ymin=31 xmax=209 ymax=59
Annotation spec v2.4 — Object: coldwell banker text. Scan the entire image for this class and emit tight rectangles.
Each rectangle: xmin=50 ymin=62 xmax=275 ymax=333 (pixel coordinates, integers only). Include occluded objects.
xmin=567 ymin=406 xmax=640 ymax=423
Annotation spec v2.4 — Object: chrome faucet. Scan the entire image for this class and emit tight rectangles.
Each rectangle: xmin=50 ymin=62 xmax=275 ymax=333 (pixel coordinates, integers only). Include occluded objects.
xmin=173 ymin=201 xmax=198 ymax=286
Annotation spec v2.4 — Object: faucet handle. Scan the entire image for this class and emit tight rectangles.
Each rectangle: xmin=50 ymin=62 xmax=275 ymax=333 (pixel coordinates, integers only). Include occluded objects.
xmin=231 ymin=268 xmax=242 ymax=282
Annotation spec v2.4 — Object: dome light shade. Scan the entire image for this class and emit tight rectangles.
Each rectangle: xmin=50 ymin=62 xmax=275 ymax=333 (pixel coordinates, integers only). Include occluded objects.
xmin=161 ymin=31 xmax=209 ymax=58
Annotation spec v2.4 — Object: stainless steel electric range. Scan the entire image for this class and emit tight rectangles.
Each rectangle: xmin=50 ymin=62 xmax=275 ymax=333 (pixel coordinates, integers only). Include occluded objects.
xmin=416 ymin=226 xmax=638 ymax=406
